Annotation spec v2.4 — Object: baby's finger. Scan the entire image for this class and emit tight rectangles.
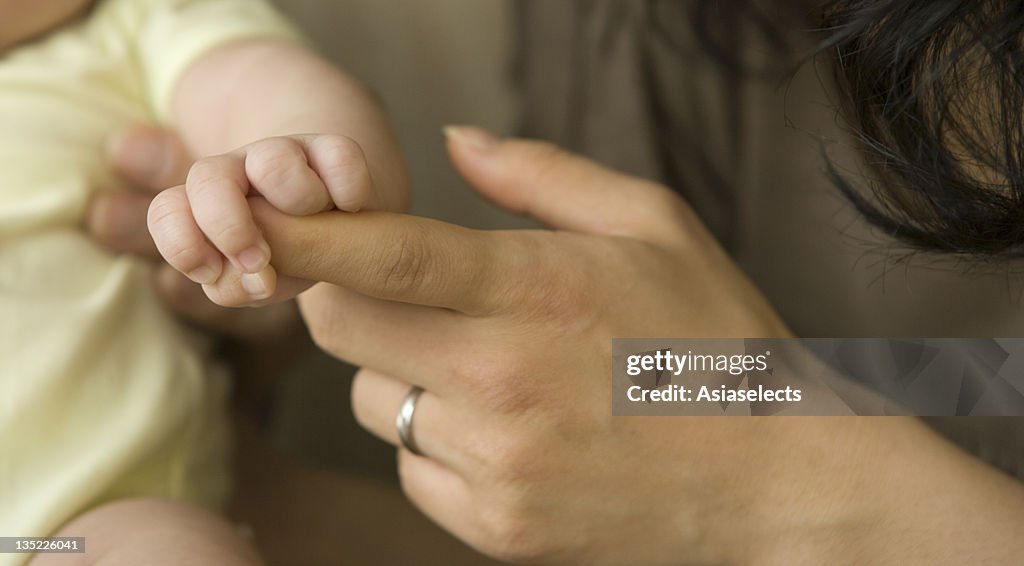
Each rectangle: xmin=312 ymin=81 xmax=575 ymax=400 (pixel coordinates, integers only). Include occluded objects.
xmin=204 ymin=263 xmax=276 ymax=306
xmin=147 ymin=186 xmax=223 ymax=284
xmin=243 ymin=137 xmax=331 ymax=215
xmin=156 ymin=266 xmax=248 ymax=330
xmin=200 ymin=262 xmax=312 ymax=308
xmin=303 ymin=134 xmax=374 ymax=212
xmin=186 ymin=154 xmax=270 ymax=274
xmin=155 ymin=265 xmax=305 ymax=341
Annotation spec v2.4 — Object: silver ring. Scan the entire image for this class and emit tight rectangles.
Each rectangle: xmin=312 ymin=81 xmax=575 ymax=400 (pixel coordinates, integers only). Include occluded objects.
xmin=396 ymin=385 xmax=425 ymax=456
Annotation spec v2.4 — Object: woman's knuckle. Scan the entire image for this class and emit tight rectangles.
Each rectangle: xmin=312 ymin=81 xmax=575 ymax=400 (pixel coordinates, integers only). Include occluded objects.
xmin=641 ymin=184 xmax=702 ymax=243
xmin=494 ymin=439 xmax=541 ymax=484
xmin=643 ymin=182 xmax=682 ymax=211
xmin=396 ymin=453 xmax=415 ymax=490
xmin=530 ymin=281 xmax=591 ymax=323
xmin=374 ymin=233 xmax=431 ymax=296
xmin=498 ymin=236 xmax=569 ymax=318
xmin=396 ymin=453 xmax=436 ymax=508
xmin=456 ymin=354 xmax=547 ymax=415
xmin=306 ymin=309 xmax=346 ymax=358
xmin=520 ymin=141 xmax=568 ymax=186
xmin=306 ymin=319 xmax=333 ymax=354
xmin=349 ymin=380 xmax=374 ymax=430
xmin=475 ymin=504 xmax=553 ymax=564
xmin=486 ymin=376 xmax=546 ymax=416
xmin=661 ymin=198 xmax=696 ymax=232
xmin=519 ymin=250 xmax=593 ymax=324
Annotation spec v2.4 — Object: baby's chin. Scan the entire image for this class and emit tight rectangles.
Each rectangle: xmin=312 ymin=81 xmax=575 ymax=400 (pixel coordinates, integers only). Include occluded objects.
xmin=0 ymin=0 xmax=94 ymax=55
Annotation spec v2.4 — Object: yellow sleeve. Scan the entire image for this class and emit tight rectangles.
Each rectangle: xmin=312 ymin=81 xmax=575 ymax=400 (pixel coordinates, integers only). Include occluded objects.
xmin=117 ymin=0 xmax=303 ymax=120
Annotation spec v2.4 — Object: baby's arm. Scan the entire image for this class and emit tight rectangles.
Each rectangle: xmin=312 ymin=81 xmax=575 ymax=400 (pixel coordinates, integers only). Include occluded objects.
xmin=149 ymin=39 xmax=409 ymax=304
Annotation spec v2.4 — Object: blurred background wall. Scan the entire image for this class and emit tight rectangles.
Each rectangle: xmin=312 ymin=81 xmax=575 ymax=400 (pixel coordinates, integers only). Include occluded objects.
xmin=278 ymin=0 xmax=522 ymax=227
xmin=263 ymin=0 xmax=525 ymax=479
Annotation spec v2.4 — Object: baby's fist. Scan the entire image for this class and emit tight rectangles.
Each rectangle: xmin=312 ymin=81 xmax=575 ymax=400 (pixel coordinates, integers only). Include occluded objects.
xmin=148 ymin=134 xmax=372 ymax=306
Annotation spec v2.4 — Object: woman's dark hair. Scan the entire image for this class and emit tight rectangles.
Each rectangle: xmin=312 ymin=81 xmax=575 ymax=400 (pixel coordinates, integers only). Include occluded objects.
xmin=697 ymin=1 xmax=1024 ymax=259
xmin=823 ymin=1 xmax=1024 ymax=259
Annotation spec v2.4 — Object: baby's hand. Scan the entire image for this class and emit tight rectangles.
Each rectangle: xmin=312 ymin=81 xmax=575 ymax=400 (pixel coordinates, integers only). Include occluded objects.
xmin=148 ymin=134 xmax=372 ymax=305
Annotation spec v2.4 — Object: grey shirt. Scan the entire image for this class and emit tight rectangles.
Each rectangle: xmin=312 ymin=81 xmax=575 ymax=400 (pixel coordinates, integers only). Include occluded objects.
xmin=514 ymin=0 xmax=1023 ymax=481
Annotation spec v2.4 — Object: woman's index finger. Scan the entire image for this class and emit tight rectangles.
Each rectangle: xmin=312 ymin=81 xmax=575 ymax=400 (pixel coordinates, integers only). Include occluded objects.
xmin=252 ymin=200 xmax=514 ymax=315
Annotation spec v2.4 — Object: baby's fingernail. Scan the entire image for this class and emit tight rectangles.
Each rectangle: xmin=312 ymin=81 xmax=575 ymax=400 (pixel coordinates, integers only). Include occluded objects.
xmin=443 ymin=126 xmax=501 ymax=151
xmin=237 ymin=243 xmax=269 ymax=273
xmin=241 ymin=271 xmax=271 ymax=297
xmin=186 ymin=265 xmax=218 ymax=285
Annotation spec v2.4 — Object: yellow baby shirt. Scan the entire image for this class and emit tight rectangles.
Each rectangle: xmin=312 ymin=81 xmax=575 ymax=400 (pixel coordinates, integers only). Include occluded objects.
xmin=0 ymin=0 xmax=296 ymax=557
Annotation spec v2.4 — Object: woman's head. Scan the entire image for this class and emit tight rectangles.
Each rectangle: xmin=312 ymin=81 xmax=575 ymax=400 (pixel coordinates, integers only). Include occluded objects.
xmin=692 ymin=0 xmax=1024 ymax=260
xmin=819 ymin=0 xmax=1024 ymax=260
xmin=0 ymin=0 xmax=94 ymax=53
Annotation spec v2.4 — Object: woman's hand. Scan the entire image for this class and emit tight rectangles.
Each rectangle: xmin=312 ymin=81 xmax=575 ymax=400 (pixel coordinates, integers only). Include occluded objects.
xmin=246 ymin=128 xmax=1024 ymax=564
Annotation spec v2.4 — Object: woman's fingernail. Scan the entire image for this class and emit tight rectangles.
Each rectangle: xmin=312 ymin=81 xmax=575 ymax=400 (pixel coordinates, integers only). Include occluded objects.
xmin=241 ymin=272 xmax=270 ymax=297
xmin=186 ymin=265 xmax=218 ymax=285
xmin=443 ymin=126 xmax=501 ymax=150
xmin=237 ymin=243 xmax=270 ymax=273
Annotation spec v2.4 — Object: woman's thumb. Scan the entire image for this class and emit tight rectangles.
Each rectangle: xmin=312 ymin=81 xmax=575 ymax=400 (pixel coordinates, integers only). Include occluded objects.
xmin=443 ymin=126 xmax=686 ymax=239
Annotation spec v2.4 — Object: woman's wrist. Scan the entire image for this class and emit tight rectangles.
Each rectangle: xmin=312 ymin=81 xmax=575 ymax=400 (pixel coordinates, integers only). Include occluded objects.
xmin=684 ymin=418 xmax=877 ymax=564
xmin=723 ymin=417 xmax=1024 ymax=564
xmin=851 ymin=418 xmax=1024 ymax=564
